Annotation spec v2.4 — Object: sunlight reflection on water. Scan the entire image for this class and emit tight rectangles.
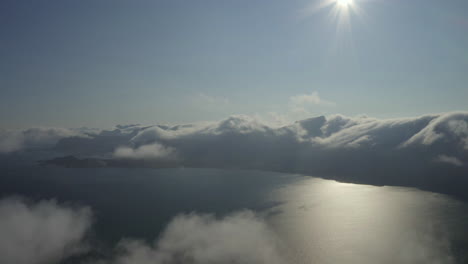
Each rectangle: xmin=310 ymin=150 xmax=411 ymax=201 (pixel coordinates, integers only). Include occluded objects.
xmin=268 ymin=177 xmax=468 ymax=264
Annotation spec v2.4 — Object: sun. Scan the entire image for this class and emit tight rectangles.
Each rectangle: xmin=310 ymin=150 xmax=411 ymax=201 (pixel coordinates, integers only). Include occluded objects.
xmin=302 ymin=0 xmax=362 ymax=35
xmin=336 ymin=0 xmax=353 ymax=7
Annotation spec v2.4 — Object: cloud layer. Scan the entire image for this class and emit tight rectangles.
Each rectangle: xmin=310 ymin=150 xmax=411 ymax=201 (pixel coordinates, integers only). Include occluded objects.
xmin=3 ymin=112 xmax=468 ymax=198
xmin=0 ymin=128 xmax=87 ymax=153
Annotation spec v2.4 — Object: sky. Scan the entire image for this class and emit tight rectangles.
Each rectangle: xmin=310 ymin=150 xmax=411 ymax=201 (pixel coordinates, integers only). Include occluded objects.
xmin=1 ymin=0 xmax=467 ymax=128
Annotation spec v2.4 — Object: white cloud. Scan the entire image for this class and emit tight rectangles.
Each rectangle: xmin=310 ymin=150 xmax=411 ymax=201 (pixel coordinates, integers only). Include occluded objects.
xmin=0 ymin=195 xmax=285 ymax=264
xmin=3 ymin=112 xmax=468 ymax=198
xmin=0 ymin=197 xmax=92 ymax=264
xmin=0 ymin=196 xmax=286 ymax=264
xmin=104 ymin=111 xmax=467 ymax=198
xmin=109 ymin=211 xmax=285 ymax=264
xmin=403 ymin=112 xmax=468 ymax=147
xmin=289 ymin=91 xmax=335 ymax=114
xmin=37 ymin=111 xmax=468 ymax=172
xmin=114 ymin=143 xmax=177 ymax=160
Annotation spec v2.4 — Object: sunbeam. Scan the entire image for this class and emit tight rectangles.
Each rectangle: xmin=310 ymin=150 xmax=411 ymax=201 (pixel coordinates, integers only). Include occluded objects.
xmin=302 ymin=0 xmax=364 ymax=34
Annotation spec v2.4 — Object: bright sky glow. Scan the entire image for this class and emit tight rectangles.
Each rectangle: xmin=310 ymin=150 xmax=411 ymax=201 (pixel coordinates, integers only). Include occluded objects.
xmin=336 ymin=0 xmax=353 ymax=7
xmin=1 ymin=0 xmax=468 ymax=128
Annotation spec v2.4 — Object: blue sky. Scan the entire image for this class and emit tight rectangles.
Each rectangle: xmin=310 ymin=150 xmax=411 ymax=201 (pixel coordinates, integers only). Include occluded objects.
xmin=1 ymin=0 xmax=467 ymax=128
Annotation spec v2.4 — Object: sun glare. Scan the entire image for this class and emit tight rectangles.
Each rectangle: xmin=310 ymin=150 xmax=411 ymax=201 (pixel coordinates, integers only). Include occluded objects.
xmin=336 ymin=0 xmax=352 ymax=7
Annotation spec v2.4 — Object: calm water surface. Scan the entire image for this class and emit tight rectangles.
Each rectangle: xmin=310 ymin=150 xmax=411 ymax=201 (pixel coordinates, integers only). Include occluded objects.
xmin=1 ymin=166 xmax=467 ymax=263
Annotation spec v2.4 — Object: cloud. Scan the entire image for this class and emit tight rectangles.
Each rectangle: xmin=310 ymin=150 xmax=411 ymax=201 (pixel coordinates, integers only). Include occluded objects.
xmin=107 ymin=211 xmax=285 ymax=264
xmin=0 ymin=128 xmax=88 ymax=153
xmin=435 ymin=155 xmax=464 ymax=167
xmin=0 ymin=196 xmax=285 ymax=264
xmin=5 ymin=111 xmax=468 ymax=199
xmin=402 ymin=113 xmax=468 ymax=147
xmin=118 ymin=112 xmax=467 ymax=198
xmin=0 ymin=197 xmax=92 ymax=264
xmin=289 ymin=91 xmax=335 ymax=113
xmin=114 ymin=143 xmax=177 ymax=160
xmin=123 ymin=111 xmax=466 ymax=153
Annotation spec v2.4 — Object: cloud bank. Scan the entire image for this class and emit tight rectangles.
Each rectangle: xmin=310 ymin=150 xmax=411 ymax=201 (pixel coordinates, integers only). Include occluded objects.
xmin=4 ymin=111 xmax=468 ymax=198
xmin=0 ymin=128 xmax=87 ymax=153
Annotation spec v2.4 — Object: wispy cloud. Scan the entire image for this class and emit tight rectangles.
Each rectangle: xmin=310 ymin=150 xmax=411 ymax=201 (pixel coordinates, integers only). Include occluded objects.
xmin=289 ymin=91 xmax=336 ymax=114
xmin=290 ymin=91 xmax=333 ymax=105
xmin=435 ymin=155 xmax=464 ymax=167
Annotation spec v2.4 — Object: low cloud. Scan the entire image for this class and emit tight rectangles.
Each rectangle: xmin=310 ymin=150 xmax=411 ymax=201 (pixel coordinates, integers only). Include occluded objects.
xmin=4 ymin=111 xmax=468 ymax=199
xmin=108 ymin=211 xmax=285 ymax=264
xmin=0 ymin=197 xmax=92 ymax=264
xmin=114 ymin=143 xmax=177 ymax=160
xmin=0 ymin=128 xmax=88 ymax=153
xmin=0 ymin=196 xmax=284 ymax=264
xmin=120 ymin=112 xmax=467 ymax=198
